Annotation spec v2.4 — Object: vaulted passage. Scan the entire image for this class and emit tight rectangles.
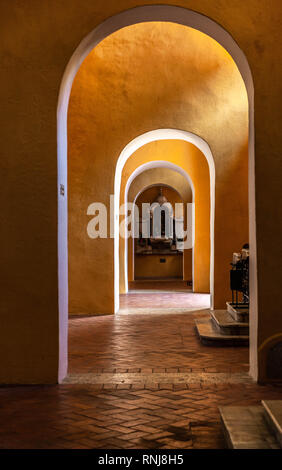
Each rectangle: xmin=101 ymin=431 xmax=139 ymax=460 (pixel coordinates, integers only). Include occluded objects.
xmin=66 ymin=19 xmax=250 ymax=388
xmin=2 ymin=2 xmax=282 ymax=451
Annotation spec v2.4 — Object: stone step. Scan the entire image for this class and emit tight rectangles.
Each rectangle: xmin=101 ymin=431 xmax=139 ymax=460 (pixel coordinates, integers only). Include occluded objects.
xmin=219 ymin=405 xmax=280 ymax=449
xmin=262 ymin=400 xmax=282 ymax=448
xmin=226 ymin=302 xmax=249 ymax=323
xmin=211 ymin=310 xmax=249 ymax=335
xmin=194 ymin=318 xmax=249 ymax=346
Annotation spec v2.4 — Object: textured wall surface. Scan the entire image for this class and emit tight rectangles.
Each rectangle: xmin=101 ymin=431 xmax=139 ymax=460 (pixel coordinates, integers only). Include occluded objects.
xmin=1 ymin=0 xmax=282 ymax=382
xmin=135 ymin=253 xmax=183 ymax=279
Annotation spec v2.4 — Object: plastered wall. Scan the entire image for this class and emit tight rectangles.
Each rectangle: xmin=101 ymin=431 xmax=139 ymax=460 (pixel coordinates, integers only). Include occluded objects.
xmin=135 ymin=254 xmax=183 ymax=279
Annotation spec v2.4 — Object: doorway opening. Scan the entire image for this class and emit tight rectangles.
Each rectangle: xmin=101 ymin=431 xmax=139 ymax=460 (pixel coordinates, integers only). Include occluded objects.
xmin=58 ymin=6 xmax=254 ymax=382
xmin=119 ymin=152 xmax=211 ymax=313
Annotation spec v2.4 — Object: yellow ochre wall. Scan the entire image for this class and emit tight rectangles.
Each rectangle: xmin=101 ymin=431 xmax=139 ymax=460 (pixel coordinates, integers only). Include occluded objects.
xmin=1 ymin=1 xmax=281 ymax=383
xmin=135 ymin=254 xmax=183 ymax=279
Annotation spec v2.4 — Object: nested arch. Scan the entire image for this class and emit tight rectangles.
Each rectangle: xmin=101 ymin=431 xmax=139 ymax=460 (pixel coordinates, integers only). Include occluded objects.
xmin=121 ymin=157 xmax=197 ymax=293
xmin=123 ymin=160 xmax=196 ymax=291
xmin=116 ymin=132 xmax=214 ymax=311
xmin=58 ymin=5 xmax=255 ymax=382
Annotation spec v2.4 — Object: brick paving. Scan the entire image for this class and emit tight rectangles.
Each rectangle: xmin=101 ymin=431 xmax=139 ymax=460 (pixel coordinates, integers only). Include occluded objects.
xmin=64 ymin=371 xmax=252 ymax=386
xmin=0 ymin=383 xmax=282 ymax=449
xmin=68 ymin=310 xmax=249 ymax=374
xmin=0 ymin=284 xmax=281 ymax=449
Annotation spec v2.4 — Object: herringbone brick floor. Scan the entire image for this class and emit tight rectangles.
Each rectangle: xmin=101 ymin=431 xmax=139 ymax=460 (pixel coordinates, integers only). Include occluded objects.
xmin=0 ymin=383 xmax=282 ymax=449
xmin=1 ymin=285 xmax=281 ymax=449
xmin=68 ymin=310 xmax=248 ymax=374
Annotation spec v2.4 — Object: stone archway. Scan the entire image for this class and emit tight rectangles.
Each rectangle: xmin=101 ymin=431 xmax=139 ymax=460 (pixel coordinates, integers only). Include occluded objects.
xmin=58 ymin=5 xmax=254 ymax=382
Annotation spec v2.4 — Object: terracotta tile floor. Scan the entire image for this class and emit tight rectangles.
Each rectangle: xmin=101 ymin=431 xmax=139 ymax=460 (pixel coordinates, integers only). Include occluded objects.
xmin=0 ymin=383 xmax=282 ymax=449
xmin=1 ymin=283 xmax=282 ymax=449
xmin=121 ymin=280 xmax=210 ymax=309
xmin=68 ymin=282 xmax=244 ymax=374
xmin=68 ymin=311 xmax=248 ymax=374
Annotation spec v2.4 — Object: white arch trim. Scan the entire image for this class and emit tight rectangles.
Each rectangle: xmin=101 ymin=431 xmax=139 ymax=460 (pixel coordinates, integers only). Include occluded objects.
xmin=57 ymin=5 xmax=255 ymax=382
xmin=122 ymin=159 xmax=196 ymax=294
xmin=125 ymin=159 xmax=195 ymax=201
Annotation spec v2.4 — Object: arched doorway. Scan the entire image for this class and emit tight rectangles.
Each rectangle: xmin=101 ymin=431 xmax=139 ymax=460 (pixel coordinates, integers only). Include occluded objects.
xmin=116 ymin=132 xmax=213 ymax=303
xmin=58 ymin=5 xmax=254 ymax=382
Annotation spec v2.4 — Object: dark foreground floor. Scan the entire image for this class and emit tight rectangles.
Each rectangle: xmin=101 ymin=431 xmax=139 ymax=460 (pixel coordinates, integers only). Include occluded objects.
xmin=1 ymin=285 xmax=281 ymax=449
xmin=1 ymin=383 xmax=282 ymax=449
